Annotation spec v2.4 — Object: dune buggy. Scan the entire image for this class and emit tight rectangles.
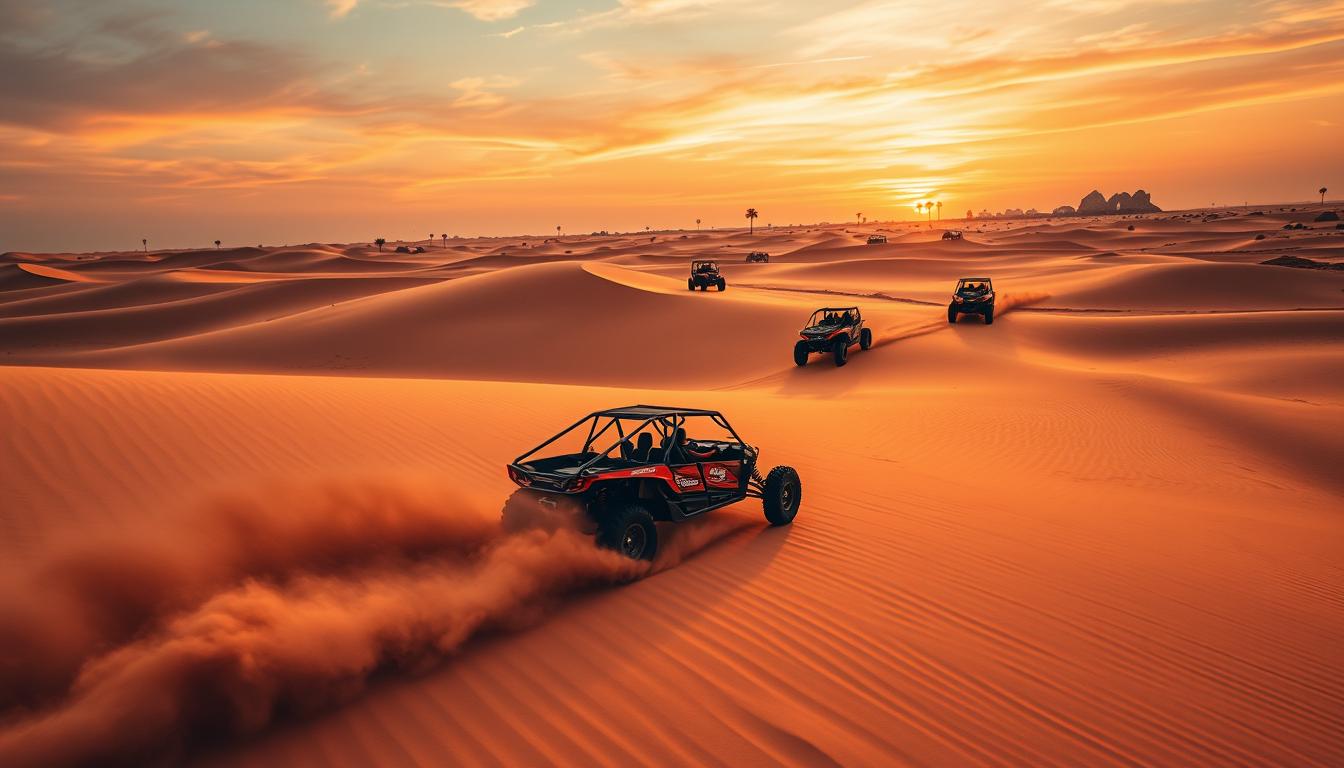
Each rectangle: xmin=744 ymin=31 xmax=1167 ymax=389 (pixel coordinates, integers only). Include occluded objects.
xmin=942 ymin=231 xmax=963 ymax=240
xmin=866 ymin=234 xmax=887 ymax=245
xmin=689 ymin=260 xmax=726 ymax=291
xmin=949 ymin=277 xmax=994 ymax=324
xmin=746 ymin=251 xmax=770 ymax=263
xmin=505 ymin=406 xmax=801 ymax=560
xmin=794 ymin=307 xmax=872 ymax=367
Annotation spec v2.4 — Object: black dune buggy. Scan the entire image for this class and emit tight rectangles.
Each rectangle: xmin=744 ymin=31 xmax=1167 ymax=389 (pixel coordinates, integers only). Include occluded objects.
xmin=942 ymin=230 xmax=963 ymax=241
xmin=866 ymin=234 xmax=887 ymax=245
xmin=505 ymin=406 xmax=801 ymax=560
xmin=746 ymin=251 xmax=770 ymax=263
xmin=948 ymin=277 xmax=994 ymax=324
xmin=794 ymin=306 xmax=872 ymax=367
xmin=689 ymin=260 xmax=726 ymax=291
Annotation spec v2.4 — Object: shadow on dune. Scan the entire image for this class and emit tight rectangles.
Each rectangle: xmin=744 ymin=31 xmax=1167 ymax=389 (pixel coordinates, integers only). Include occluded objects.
xmin=0 ymin=479 xmax=750 ymax=768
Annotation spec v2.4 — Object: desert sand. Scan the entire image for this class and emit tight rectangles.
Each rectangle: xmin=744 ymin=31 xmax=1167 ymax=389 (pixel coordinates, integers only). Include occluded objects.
xmin=1 ymin=207 xmax=1342 ymax=766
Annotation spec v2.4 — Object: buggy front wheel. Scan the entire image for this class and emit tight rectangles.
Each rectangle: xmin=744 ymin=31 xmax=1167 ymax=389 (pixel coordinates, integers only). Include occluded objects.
xmin=832 ymin=339 xmax=848 ymax=367
xmin=793 ymin=340 xmax=809 ymax=367
xmin=860 ymin=327 xmax=872 ymax=350
xmin=763 ymin=466 xmax=801 ymax=525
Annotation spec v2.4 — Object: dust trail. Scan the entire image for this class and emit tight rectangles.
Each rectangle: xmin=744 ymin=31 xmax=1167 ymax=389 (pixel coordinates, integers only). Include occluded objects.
xmin=871 ymin=290 xmax=1052 ymax=346
xmin=0 ymin=480 xmax=752 ymax=768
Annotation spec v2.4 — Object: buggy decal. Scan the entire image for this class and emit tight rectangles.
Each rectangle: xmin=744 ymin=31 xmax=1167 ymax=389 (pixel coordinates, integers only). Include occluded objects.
xmin=703 ymin=462 xmax=741 ymax=489
xmin=671 ymin=465 xmax=704 ymax=491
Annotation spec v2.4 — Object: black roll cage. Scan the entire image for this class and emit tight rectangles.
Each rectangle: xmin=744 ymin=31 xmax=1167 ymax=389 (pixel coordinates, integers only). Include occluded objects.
xmin=806 ymin=306 xmax=862 ymax=326
xmin=512 ymin=406 xmax=751 ymax=473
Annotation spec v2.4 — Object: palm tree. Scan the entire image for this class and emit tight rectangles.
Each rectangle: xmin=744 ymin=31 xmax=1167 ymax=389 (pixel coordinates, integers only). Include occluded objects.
xmin=1321 ymin=187 xmax=1329 ymax=204
xmin=926 ymin=202 xmax=935 ymax=227
xmin=856 ymin=212 xmax=862 ymax=224
xmin=937 ymin=201 xmax=943 ymax=220
xmin=916 ymin=203 xmax=924 ymax=220
xmin=374 ymin=237 xmax=386 ymax=252
xmin=556 ymin=225 xmax=562 ymax=238
xmin=429 ymin=233 xmax=434 ymax=246
xmin=745 ymin=208 xmax=758 ymax=234
xmin=695 ymin=218 xmax=701 ymax=231
xmin=214 ymin=239 xmax=221 ymax=249
xmin=142 ymin=238 xmax=148 ymax=252
xmin=441 ymin=234 xmax=448 ymax=248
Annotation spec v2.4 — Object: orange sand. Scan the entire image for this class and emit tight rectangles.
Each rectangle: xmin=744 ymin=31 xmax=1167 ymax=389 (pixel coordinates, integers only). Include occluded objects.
xmin=1 ymin=209 xmax=1342 ymax=766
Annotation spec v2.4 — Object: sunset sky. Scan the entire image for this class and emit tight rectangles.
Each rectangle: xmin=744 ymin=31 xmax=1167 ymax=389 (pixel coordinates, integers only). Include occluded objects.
xmin=3 ymin=0 xmax=1342 ymax=251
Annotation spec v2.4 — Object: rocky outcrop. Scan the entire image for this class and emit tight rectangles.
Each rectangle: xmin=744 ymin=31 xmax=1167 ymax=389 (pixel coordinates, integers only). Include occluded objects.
xmin=1078 ymin=190 xmax=1109 ymax=214
xmin=1127 ymin=189 xmax=1160 ymax=213
xmin=1052 ymin=205 xmax=1076 ymax=216
xmin=1075 ymin=189 xmax=1161 ymax=215
xmin=1314 ymin=211 xmax=1339 ymax=222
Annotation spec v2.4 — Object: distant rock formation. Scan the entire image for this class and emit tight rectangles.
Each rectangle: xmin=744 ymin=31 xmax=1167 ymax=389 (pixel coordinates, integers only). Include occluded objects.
xmin=1052 ymin=205 xmax=1076 ymax=216
xmin=1075 ymin=188 xmax=1161 ymax=215
xmin=1127 ymin=189 xmax=1160 ymax=212
xmin=1078 ymin=190 xmax=1109 ymax=214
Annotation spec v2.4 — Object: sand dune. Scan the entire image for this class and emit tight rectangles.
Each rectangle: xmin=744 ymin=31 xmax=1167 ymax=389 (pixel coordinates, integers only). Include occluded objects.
xmin=2 ymin=213 xmax=1342 ymax=766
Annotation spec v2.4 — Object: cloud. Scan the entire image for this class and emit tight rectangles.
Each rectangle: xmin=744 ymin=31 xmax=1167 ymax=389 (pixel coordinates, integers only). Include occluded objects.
xmin=447 ymin=0 xmax=534 ymax=21
xmin=449 ymin=75 xmax=521 ymax=108
xmin=325 ymin=0 xmax=359 ymax=18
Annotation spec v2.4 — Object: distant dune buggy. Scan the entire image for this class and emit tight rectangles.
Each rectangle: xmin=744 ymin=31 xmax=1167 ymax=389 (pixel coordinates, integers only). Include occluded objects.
xmin=505 ymin=405 xmax=801 ymax=560
xmin=942 ymin=231 xmax=963 ymax=240
xmin=794 ymin=306 xmax=872 ymax=367
xmin=866 ymin=234 xmax=887 ymax=245
xmin=689 ymin=260 xmax=726 ymax=291
xmin=746 ymin=251 xmax=770 ymax=263
xmin=949 ymin=277 xmax=994 ymax=324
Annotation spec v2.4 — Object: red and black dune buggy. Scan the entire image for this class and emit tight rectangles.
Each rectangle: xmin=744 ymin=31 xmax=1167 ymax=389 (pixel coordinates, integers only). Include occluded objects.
xmin=794 ymin=306 xmax=872 ymax=367
xmin=505 ymin=406 xmax=801 ymax=560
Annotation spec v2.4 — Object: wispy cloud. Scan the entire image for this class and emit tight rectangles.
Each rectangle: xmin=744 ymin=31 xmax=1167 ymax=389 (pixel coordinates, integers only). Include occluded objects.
xmin=325 ymin=0 xmax=359 ymax=19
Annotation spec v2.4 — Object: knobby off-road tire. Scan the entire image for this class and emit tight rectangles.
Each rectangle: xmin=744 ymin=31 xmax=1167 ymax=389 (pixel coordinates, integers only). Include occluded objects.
xmin=598 ymin=503 xmax=658 ymax=561
xmin=860 ymin=327 xmax=873 ymax=350
xmin=948 ymin=305 xmax=958 ymax=324
xmin=762 ymin=466 xmax=801 ymax=526
xmin=717 ymin=279 xmax=726 ymax=291
xmin=688 ymin=278 xmax=695 ymax=291
xmin=984 ymin=307 xmax=994 ymax=325
xmin=832 ymin=338 xmax=849 ymax=367
xmin=793 ymin=340 xmax=809 ymax=367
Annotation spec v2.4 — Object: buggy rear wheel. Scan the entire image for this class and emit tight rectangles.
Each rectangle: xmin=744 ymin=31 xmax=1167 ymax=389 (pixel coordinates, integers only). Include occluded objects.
xmin=598 ymin=503 xmax=657 ymax=561
xmin=948 ymin=305 xmax=958 ymax=324
xmin=832 ymin=339 xmax=848 ymax=367
xmin=984 ymin=308 xmax=994 ymax=325
xmin=763 ymin=466 xmax=801 ymax=526
xmin=687 ymin=278 xmax=695 ymax=291
xmin=716 ymin=278 xmax=726 ymax=291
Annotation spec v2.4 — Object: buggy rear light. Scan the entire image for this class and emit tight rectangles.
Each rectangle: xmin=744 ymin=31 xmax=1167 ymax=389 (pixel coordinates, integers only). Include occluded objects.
xmin=508 ymin=467 xmax=531 ymax=486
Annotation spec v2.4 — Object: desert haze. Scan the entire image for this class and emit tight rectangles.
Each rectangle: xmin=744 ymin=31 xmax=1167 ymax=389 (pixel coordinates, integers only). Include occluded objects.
xmin=1 ymin=206 xmax=1342 ymax=766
